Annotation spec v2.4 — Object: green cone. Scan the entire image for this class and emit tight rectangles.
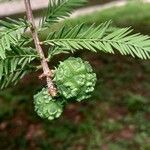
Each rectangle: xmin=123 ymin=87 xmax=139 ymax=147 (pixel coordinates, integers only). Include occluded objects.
xmin=34 ymin=88 xmax=63 ymax=120
xmin=54 ymin=57 xmax=97 ymax=101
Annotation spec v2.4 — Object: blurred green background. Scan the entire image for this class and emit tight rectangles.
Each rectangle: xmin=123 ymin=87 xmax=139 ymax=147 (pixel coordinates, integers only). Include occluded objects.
xmin=0 ymin=0 xmax=150 ymax=150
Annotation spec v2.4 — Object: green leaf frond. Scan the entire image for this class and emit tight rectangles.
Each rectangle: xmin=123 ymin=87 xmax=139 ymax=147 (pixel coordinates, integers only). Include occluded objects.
xmin=43 ymin=22 xmax=150 ymax=59
xmin=46 ymin=21 xmax=111 ymax=57
xmin=0 ymin=46 xmax=38 ymax=89
xmin=42 ymin=0 xmax=87 ymax=27
xmin=0 ymin=18 xmax=29 ymax=59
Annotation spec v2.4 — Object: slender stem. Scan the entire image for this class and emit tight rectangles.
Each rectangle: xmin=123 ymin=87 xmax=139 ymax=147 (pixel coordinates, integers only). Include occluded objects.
xmin=24 ymin=0 xmax=57 ymax=96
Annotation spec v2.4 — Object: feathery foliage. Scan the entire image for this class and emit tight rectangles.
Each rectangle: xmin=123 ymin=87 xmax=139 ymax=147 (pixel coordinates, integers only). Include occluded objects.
xmin=44 ymin=22 xmax=150 ymax=59
xmin=42 ymin=0 xmax=86 ymax=27
xmin=0 ymin=18 xmax=28 ymax=59
xmin=0 ymin=46 xmax=38 ymax=89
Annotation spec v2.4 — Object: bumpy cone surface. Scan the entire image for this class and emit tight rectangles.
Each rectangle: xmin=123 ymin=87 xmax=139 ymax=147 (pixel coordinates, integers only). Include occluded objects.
xmin=34 ymin=88 xmax=63 ymax=120
xmin=54 ymin=57 xmax=97 ymax=101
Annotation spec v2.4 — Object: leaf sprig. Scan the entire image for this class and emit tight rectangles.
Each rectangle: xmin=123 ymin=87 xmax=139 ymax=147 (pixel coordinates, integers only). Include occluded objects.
xmin=0 ymin=18 xmax=29 ymax=59
xmin=0 ymin=46 xmax=38 ymax=89
xmin=43 ymin=22 xmax=150 ymax=59
xmin=42 ymin=0 xmax=86 ymax=27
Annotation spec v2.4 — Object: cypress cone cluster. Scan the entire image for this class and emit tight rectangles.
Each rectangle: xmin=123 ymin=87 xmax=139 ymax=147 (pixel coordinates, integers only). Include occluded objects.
xmin=34 ymin=57 xmax=97 ymax=120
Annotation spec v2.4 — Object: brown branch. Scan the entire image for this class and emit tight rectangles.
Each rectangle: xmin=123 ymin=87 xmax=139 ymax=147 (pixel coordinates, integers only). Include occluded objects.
xmin=24 ymin=0 xmax=57 ymax=96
